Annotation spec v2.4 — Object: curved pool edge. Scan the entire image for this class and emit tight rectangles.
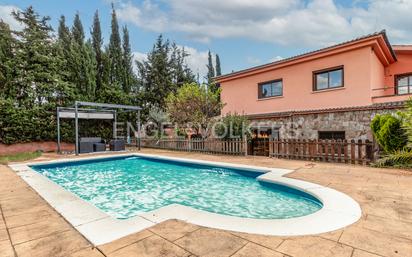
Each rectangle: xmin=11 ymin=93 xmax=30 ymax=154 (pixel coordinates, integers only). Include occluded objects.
xmin=9 ymin=153 xmax=362 ymax=245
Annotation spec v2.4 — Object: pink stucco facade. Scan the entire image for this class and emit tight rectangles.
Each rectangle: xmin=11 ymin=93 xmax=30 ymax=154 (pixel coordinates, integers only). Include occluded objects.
xmin=217 ymin=33 xmax=412 ymax=116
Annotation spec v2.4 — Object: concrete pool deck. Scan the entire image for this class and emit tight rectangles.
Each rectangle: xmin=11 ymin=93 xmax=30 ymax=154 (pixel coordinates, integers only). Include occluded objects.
xmin=1 ymin=149 xmax=412 ymax=257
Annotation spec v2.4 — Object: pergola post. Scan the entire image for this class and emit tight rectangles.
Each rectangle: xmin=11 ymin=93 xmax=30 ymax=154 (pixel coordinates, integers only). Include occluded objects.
xmin=57 ymin=107 xmax=61 ymax=154
xmin=113 ymin=110 xmax=117 ymax=139
xmin=137 ymin=110 xmax=141 ymax=150
xmin=75 ymin=101 xmax=79 ymax=155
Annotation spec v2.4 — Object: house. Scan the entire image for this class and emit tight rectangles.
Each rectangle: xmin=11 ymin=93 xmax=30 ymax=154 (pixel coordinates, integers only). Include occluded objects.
xmin=215 ymin=31 xmax=412 ymax=153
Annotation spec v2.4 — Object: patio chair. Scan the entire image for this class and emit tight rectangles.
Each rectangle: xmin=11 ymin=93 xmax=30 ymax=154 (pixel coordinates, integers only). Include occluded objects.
xmin=79 ymin=137 xmax=105 ymax=153
xmin=93 ymin=142 xmax=106 ymax=152
xmin=109 ymin=139 xmax=125 ymax=151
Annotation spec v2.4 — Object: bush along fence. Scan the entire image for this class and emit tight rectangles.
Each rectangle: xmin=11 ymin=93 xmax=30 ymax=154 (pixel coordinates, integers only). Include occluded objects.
xmin=268 ymin=139 xmax=374 ymax=165
xmin=139 ymin=138 xmax=247 ymax=155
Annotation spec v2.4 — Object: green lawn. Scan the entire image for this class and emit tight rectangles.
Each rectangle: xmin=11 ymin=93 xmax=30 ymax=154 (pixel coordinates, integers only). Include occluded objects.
xmin=0 ymin=151 xmax=42 ymax=165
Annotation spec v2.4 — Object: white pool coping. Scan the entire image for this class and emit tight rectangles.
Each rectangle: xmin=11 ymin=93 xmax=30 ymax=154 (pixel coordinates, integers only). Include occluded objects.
xmin=8 ymin=153 xmax=361 ymax=246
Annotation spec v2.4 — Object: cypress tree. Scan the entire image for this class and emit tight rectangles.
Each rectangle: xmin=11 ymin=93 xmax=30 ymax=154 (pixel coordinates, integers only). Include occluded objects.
xmin=122 ymin=25 xmax=135 ymax=94
xmin=57 ymin=15 xmax=71 ymax=49
xmin=72 ymin=12 xmax=84 ymax=46
xmin=206 ymin=50 xmax=215 ymax=84
xmin=91 ymin=10 xmax=105 ymax=93
xmin=56 ymin=15 xmax=76 ymax=103
xmin=83 ymin=41 xmax=97 ymax=97
xmin=215 ymin=54 xmax=221 ymax=76
xmin=108 ymin=3 xmax=123 ymax=87
xmin=69 ymin=13 xmax=96 ymax=100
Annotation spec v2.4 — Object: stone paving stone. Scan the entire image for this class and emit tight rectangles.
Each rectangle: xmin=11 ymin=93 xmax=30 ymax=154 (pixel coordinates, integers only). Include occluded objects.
xmin=108 ymin=235 xmax=191 ymax=257
xmin=98 ymin=229 xmax=153 ymax=254
xmin=9 ymin=217 xmax=72 ymax=245
xmin=339 ymin=226 xmax=412 ymax=257
xmin=174 ymin=228 xmax=247 ymax=257
xmin=0 ymin=187 xmax=37 ymax=201
xmin=361 ymin=201 xmax=401 ymax=221
xmin=397 ymin=205 xmax=412 ymax=223
xmin=231 ymin=242 xmax=285 ymax=257
xmin=14 ymin=230 xmax=91 ymax=257
xmin=149 ymin=219 xmax=200 ymax=242
xmin=69 ymin=247 xmax=106 ymax=257
xmin=0 ymin=239 xmax=15 ymax=257
xmin=361 ymin=214 xmax=412 ymax=240
xmin=0 ymin=229 xmax=9 ymax=241
xmin=0 ymin=197 xmax=49 ymax=218
xmin=0 ymin=217 xmax=5 ymax=230
xmin=230 ymin=232 xmax=284 ymax=251
xmin=0 ymin=181 xmax=28 ymax=195
xmin=276 ymin=236 xmax=353 ymax=257
xmin=351 ymin=249 xmax=383 ymax=257
xmin=318 ymin=229 xmax=344 ymax=242
xmin=4 ymin=207 xmax=60 ymax=229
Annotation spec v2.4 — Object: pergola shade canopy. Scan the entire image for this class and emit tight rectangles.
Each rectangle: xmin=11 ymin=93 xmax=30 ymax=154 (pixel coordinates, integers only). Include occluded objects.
xmin=57 ymin=101 xmax=142 ymax=155
xmin=58 ymin=110 xmax=115 ymax=120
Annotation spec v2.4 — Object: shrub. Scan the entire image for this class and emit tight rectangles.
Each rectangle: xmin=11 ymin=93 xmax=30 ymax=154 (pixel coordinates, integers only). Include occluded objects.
xmin=371 ymin=113 xmax=407 ymax=153
xmin=373 ymin=149 xmax=412 ymax=168
xmin=214 ymin=113 xmax=251 ymax=139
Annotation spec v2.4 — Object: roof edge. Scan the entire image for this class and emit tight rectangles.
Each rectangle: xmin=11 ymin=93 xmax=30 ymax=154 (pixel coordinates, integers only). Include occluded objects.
xmin=216 ymin=30 xmax=396 ymax=82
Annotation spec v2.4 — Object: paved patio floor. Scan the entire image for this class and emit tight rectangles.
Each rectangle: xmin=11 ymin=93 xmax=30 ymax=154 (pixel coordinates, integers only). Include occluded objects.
xmin=1 ymin=149 xmax=412 ymax=257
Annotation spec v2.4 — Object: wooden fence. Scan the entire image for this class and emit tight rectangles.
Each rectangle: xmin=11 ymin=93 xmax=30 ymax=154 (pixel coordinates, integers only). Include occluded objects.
xmin=268 ymin=139 xmax=374 ymax=165
xmin=140 ymin=138 xmax=247 ymax=155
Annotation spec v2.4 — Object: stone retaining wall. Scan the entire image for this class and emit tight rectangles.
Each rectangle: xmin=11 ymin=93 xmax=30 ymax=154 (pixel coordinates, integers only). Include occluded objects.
xmin=251 ymin=108 xmax=400 ymax=141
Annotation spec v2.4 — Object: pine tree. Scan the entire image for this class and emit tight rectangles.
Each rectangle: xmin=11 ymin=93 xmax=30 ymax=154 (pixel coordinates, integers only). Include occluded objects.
xmin=206 ymin=50 xmax=215 ymax=84
xmin=12 ymin=6 xmax=65 ymax=106
xmin=91 ymin=10 xmax=105 ymax=93
xmin=72 ymin=12 xmax=84 ymax=46
xmin=122 ymin=25 xmax=135 ymax=94
xmin=215 ymin=54 xmax=221 ymax=76
xmin=108 ymin=4 xmax=123 ymax=87
xmin=137 ymin=35 xmax=171 ymax=109
xmin=170 ymin=43 xmax=195 ymax=87
xmin=0 ymin=20 xmax=15 ymax=99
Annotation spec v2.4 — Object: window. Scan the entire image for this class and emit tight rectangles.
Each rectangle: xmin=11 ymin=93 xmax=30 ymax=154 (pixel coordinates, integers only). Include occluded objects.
xmin=396 ymin=74 xmax=412 ymax=95
xmin=313 ymin=66 xmax=344 ymax=91
xmin=258 ymin=80 xmax=283 ymax=99
xmin=318 ymin=131 xmax=345 ymax=140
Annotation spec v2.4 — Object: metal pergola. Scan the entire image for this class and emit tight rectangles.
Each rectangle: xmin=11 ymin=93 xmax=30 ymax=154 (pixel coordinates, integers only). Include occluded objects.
xmin=57 ymin=101 xmax=142 ymax=155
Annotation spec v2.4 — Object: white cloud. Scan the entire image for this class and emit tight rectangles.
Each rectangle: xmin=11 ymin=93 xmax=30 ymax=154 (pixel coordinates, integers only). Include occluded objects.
xmin=116 ymin=0 xmax=412 ymax=47
xmin=183 ymin=46 xmax=210 ymax=77
xmin=0 ymin=5 xmax=23 ymax=31
xmin=133 ymin=46 xmax=211 ymax=78
xmin=246 ymin=57 xmax=261 ymax=65
xmin=132 ymin=51 xmax=147 ymax=74
xmin=270 ymin=56 xmax=284 ymax=62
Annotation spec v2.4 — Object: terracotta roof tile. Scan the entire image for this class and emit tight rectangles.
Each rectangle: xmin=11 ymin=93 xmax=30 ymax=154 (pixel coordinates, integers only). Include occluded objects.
xmin=247 ymin=101 xmax=405 ymax=119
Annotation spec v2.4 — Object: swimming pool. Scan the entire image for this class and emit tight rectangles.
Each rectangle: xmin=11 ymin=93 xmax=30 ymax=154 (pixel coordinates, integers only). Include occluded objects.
xmin=32 ymin=155 xmax=322 ymax=220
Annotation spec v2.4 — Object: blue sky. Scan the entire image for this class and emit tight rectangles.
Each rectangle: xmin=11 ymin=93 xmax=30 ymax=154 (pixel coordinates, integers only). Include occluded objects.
xmin=1 ymin=0 xmax=412 ymax=77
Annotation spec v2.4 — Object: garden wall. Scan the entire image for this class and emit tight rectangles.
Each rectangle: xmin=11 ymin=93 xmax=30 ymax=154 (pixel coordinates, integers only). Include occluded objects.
xmin=0 ymin=142 xmax=74 ymax=155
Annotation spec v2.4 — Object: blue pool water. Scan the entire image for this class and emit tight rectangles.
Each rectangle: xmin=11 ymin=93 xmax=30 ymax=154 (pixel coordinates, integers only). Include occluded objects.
xmin=32 ymin=156 xmax=322 ymax=219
